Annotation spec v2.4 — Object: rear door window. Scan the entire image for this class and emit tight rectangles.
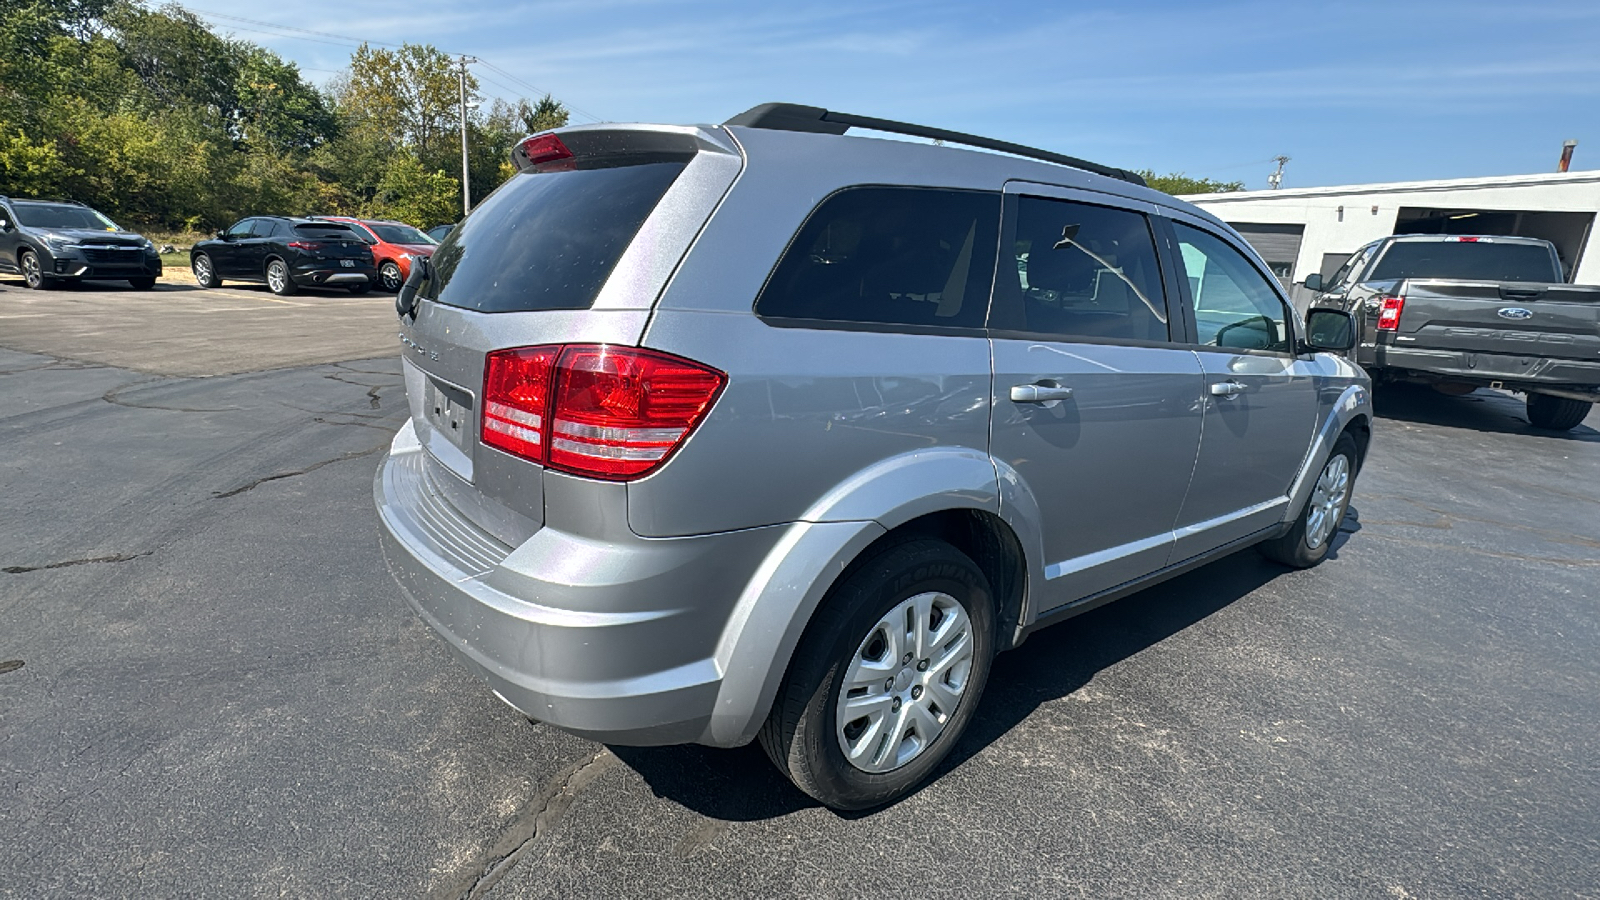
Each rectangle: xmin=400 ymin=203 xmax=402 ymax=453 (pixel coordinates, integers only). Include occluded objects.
xmin=755 ymin=187 xmax=1000 ymax=330
xmin=422 ymin=159 xmax=688 ymax=313
xmin=990 ymin=196 xmax=1170 ymax=341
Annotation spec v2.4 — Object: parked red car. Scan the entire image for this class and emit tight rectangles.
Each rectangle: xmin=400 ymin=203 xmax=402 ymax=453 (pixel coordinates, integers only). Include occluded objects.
xmin=316 ymin=217 xmax=437 ymax=293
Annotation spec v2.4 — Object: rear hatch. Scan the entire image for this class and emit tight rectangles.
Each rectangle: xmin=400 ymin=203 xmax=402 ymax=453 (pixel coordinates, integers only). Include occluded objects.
xmin=396 ymin=124 xmax=742 ymax=545
xmin=1386 ymin=280 xmax=1600 ymax=361
xmin=291 ymin=222 xmax=372 ymax=263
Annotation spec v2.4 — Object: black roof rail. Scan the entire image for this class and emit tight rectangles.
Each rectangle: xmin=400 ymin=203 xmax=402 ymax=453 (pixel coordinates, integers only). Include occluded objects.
xmin=724 ymin=103 xmax=1147 ymax=187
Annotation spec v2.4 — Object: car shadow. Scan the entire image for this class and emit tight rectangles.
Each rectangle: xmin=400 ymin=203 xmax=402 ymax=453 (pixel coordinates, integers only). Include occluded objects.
xmin=612 ymin=511 xmax=1362 ymax=820
xmin=1375 ymin=382 xmax=1598 ymax=442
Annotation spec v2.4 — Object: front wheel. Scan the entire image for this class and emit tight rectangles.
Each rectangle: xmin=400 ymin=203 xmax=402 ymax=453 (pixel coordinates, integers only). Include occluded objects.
xmin=265 ymin=259 xmax=297 ymax=296
xmin=1259 ymin=433 xmax=1358 ymax=568
xmin=20 ymin=250 xmax=52 ymax=290
xmin=378 ymin=261 xmax=403 ymax=293
xmin=192 ymin=253 xmax=221 ymax=288
xmin=759 ymin=538 xmax=995 ymax=810
xmin=1526 ymin=393 xmax=1592 ymax=432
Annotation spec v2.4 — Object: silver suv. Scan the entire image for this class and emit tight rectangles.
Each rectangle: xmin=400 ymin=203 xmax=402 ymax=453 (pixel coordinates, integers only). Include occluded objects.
xmin=375 ymin=104 xmax=1372 ymax=810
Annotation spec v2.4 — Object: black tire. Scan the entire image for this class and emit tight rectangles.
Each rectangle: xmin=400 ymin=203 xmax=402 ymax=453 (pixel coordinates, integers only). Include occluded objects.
xmin=1259 ymin=433 xmax=1359 ymax=568
xmin=759 ymin=538 xmax=995 ymax=811
xmin=1526 ymin=394 xmax=1592 ymax=432
xmin=192 ymin=252 xmax=221 ymax=288
xmin=265 ymin=258 xmax=297 ymax=296
xmin=128 ymin=276 xmax=156 ymax=290
xmin=378 ymin=260 xmax=403 ymax=293
xmin=347 ymin=282 xmax=371 ymax=295
xmin=20 ymin=249 xmax=52 ymax=290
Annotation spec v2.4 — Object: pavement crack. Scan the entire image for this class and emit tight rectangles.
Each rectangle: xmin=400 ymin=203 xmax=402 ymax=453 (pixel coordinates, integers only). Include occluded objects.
xmin=3 ymin=551 xmax=152 ymax=574
xmin=439 ymin=748 xmax=620 ymax=900
xmin=103 ymin=380 xmax=236 ymax=413
xmin=211 ymin=441 xmax=389 ymax=498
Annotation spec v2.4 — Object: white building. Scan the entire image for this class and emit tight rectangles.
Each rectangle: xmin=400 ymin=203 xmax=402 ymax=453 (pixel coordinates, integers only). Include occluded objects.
xmin=1185 ymin=169 xmax=1600 ymax=308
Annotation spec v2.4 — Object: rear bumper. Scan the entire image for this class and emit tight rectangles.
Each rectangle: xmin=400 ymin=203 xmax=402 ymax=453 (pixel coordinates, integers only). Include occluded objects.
xmin=1367 ymin=344 xmax=1600 ymax=390
xmin=292 ymin=264 xmax=373 ymax=286
xmin=374 ymin=421 xmax=787 ymax=746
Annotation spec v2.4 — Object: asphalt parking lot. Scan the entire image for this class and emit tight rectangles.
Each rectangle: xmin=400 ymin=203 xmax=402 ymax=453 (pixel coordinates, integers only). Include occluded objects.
xmin=2 ymin=278 xmax=1597 ymax=898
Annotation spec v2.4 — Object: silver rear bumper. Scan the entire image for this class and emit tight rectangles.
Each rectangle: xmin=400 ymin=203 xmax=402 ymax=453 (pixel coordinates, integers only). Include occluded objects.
xmin=374 ymin=421 xmax=784 ymax=746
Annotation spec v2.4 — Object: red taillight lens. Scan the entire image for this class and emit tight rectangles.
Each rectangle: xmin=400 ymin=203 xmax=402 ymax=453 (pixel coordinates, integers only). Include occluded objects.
xmin=287 ymin=240 xmax=323 ymax=250
xmin=482 ymin=346 xmax=559 ymax=461
xmin=481 ymin=344 xmax=725 ymax=481
xmin=514 ymin=134 xmax=574 ymax=171
xmin=1376 ymin=295 xmax=1405 ymax=331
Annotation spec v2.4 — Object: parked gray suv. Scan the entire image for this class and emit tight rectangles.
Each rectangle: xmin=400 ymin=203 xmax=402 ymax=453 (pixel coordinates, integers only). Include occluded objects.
xmin=375 ymin=104 xmax=1373 ymax=810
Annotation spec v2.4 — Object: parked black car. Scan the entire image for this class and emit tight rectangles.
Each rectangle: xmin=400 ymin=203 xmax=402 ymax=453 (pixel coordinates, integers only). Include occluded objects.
xmin=190 ymin=217 xmax=376 ymax=295
xmin=0 ymin=196 xmax=162 ymax=290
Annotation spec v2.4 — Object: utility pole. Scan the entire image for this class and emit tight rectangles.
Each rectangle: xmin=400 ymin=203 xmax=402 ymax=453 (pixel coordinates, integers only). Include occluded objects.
xmin=457 ymin=55 xmax=478 ymax=218
xmin=1267 ymin=155 xmax=1290 ymax=190
xmin=1558 ymin=140 xmax=1578 ymax=173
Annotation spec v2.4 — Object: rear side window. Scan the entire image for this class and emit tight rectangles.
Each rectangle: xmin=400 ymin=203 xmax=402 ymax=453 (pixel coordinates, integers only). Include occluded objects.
xmin=755 ymin=187 xmax=999 ymax=330
xmin=1368 ymin=241 xmax=1560 ymax=282
xmin=990 ymin=196 xmax=1169 ymax=341
xmin=423 ymin=160 xmax=688 ymax=313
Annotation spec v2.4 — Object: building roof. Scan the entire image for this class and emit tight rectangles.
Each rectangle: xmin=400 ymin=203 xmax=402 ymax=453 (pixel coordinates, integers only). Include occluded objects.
xmin=1184 ymin=169 xmax=1600 ymax=203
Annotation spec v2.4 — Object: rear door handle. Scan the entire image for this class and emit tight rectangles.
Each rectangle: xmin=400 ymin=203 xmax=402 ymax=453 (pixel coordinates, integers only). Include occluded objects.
xmin=1010 ymin=383 xmax=1074 ymax=403
xmin=1209 ymin=380 xmax=1246 ymax=398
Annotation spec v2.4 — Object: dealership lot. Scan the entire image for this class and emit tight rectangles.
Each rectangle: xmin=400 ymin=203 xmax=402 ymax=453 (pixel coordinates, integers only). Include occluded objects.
xmin=1 ymin=279 xmax=1597 ymax=897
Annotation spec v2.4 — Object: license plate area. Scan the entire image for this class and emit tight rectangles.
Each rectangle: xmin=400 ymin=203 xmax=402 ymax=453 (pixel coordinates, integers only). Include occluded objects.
xmin=340 ymin=259 xmax=355 ymax=268
xmin=423 ymin=376 xmax=474 ymax=454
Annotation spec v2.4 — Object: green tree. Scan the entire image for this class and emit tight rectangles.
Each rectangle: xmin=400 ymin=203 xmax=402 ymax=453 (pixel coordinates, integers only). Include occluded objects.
xmin=371 ymin=151 xmax=459 ymax=227
xmin=341 ymin=43 xmax=470 ymax=162
xmin=1137 ymin=170 xmax=1246 ymax=196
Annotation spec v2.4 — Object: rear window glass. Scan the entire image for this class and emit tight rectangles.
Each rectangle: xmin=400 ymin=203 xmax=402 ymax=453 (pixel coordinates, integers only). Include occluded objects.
xmin=293 ymin=222 xmax=355 ymax=239
xmin=755 ymin=187 xmax=999 ymax=329
xmin=1369 ymin=241 xmax=1559 ymax=282
xmin=991 ymin=196 xmax=1169 ymax=341
xmin=422 ymin=160 xmax=688 ymax=313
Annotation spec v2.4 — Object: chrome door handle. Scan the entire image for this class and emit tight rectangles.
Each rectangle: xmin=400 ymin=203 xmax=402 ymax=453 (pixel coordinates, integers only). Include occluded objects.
xmin=1209 ymin=380 xmax=1246 ymax=398
xmin=1010 ymin=383 xmax=1074 ymax=403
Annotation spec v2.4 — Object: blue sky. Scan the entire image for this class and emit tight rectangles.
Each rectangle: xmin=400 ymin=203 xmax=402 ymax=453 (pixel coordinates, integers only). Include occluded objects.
xmin=176 ymin=0 xmax=1600 ymax=189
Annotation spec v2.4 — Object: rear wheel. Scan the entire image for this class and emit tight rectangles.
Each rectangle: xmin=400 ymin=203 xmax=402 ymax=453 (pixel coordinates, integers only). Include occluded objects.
xmin=1526 ymin=393 xmax=1593 ymax=432
xmin=265 ymin=259 xmax=297 ymax=296
xmin=1259 ymin=433 xmax=1358 ymax=568
xmin=191 ymin=253 xmax=221 ymax=288
xmin=20 ymin=249 xmax=52 ymax=290
xmin=760 ymin=538 xmax=995 ymax=810
xmin=378 ymin=261 xmax=403 ymax=293
xmin=128 ymin=276 xmax=156 ymax=290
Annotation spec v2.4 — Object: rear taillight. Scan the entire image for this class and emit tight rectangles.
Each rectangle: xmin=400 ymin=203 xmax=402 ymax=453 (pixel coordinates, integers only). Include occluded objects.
xmin=1376 ymin=294 xmax=1405 ymax=331
xmin=481 ymin=344 xmax=725 ymax=481
xmin=287 ymin=240 xmax=323 ymax=251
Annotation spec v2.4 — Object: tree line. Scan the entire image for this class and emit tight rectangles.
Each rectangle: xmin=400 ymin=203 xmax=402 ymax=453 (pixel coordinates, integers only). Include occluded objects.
xmin=0 ymin=0 xmax=567 ymax=231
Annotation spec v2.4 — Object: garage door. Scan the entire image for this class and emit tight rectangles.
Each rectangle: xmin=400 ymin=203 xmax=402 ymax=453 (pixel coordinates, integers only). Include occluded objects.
xmin=1229 ymin=223 xmax=1305 ymax=289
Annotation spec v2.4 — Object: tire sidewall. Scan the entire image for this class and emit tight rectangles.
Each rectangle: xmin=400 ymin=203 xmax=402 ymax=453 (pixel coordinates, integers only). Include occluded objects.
xmin=788 ymin=541 xmax=995 ymax=809
xmin=1278 ymin=434 xmax=1358 ymax=567
xmin=379 ymin=261 xmax=402 ymax=292
xmin=192 ymin=253 xmax=216 ymax=288
xmin=21 ymin=250 xmax=44 ymax=289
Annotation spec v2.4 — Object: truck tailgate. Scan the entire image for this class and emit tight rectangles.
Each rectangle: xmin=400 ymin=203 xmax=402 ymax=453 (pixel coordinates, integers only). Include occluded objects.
xmin=1394 ymin=280 xmax=1600 ymax=362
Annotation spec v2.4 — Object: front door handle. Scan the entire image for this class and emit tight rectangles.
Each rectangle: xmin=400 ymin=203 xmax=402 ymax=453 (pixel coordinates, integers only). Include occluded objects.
xmin=1209 ymin=380 xmax=1246 ymax=398
xmin=1010 ymin=383 xmax=1074 ymax=403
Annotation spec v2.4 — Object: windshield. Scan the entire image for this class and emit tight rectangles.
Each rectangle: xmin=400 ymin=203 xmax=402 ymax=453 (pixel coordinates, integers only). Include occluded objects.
xmin=368 ymin=222 xmax=434 ymax=245
xmin=1370 ymin=241 xmax=1560 ymax=283
xmin=14 ymin=203 xmax=118 ymax=231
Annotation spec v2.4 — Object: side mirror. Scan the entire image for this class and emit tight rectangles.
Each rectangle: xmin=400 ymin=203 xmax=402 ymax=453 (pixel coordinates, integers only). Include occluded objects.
xmin=396 ymin=255 xmax=430 ymax=320
xmin=0 ymin=218 xmax=10 ymax=231
xmin=1302 ymin=308 xmax=1355 ymax=353
xmin=216 ymin=230 xmax=228 ymax=241
xmin=1303 ymin=272 xmax=1323 ymax=292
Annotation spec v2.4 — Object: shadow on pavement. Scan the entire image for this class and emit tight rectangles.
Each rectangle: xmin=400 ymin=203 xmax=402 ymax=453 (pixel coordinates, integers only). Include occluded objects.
xmin=613 ymin=524 xmax=1358 ymax=820
xmin=1374 ymin=382 xmax=1597 ymax=442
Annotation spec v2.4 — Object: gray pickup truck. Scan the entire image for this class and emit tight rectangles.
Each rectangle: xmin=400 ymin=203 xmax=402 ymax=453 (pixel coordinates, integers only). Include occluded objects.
xmin=1306 ymin=234 xmax=1600 ymax=430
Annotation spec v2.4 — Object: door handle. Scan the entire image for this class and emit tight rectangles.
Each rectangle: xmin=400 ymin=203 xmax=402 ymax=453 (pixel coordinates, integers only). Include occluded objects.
xmin=1209 ymin=380 xmax=1246 ymax=398
xmin=1010 ymin=383 xmax=1074 ymax=403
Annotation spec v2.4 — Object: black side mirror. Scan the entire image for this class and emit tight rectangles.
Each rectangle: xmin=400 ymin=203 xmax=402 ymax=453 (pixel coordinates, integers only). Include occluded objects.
xmin=1302 ymin=308 xmax=1355 ymax=353
xmin=216 ymin=230 xmax=228 ymax=241
xmin=1303 ymin=272 xmax=1323 ymax=292
xmin=396 ymin=255 xmax=430 ymax=320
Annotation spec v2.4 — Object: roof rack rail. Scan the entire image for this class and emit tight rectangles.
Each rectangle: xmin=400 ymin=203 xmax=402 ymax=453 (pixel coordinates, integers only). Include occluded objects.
xmin=723 ymin=103 xmax=1147 ymax=187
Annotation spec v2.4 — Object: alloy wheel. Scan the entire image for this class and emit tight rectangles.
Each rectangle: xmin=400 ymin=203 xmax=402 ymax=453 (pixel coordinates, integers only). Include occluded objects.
xmin=193 ymin=254 xmax=212 ymax=285
xmin=1305 ymin=453 xmax=1350 ymax=550
xmin=836 ymin=591 xmax=975 ymax=774
xmin=380 ymin=262 xmax=402 ymax=292
xmin=22 ymin=251 xmax=42 ymax=288
xmin=267 ymin=261 xmax=287 ymax=293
